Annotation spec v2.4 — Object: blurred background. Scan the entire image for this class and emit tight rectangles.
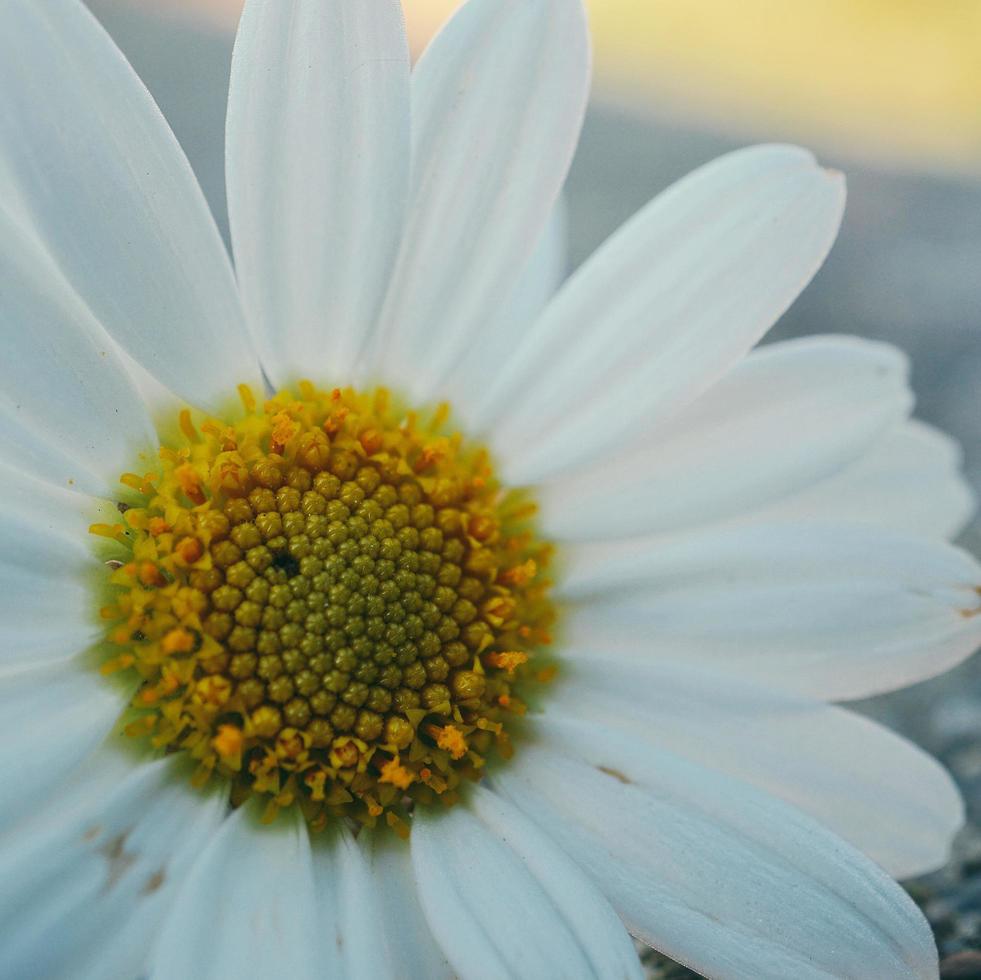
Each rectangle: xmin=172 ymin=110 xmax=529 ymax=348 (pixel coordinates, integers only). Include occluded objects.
xmin=85 ymin=1 xmax=981 ymax=973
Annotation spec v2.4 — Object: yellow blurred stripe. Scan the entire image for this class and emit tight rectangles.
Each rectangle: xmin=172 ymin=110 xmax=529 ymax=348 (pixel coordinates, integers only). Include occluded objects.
xmin=595 ymin=0 xmax=981 ymax=171
xmin=410 ymin=0 xmax=981 ymax=171
xmin=161 ymin=0 xmax=981 ymax=170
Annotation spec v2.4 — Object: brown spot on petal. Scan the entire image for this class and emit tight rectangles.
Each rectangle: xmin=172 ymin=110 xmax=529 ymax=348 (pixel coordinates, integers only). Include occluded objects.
xmin=597 ymin=765 xmax=632 ymax=785
xmin=142 ymin=869 xmax=166 ymax=895
xmin=100 ymin=830 xmax=137 ymax=892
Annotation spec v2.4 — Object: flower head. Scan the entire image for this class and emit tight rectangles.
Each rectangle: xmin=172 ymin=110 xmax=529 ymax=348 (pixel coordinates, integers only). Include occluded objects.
xmin=97 ymin=381 xmax=552 ymax=828
xmin=0 ymin=0 xmax=979 ymax=978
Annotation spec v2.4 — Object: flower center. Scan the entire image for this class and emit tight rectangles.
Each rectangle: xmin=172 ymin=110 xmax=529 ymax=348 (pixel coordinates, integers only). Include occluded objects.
xmin=93 ymin=383 xmax=554 ymax=832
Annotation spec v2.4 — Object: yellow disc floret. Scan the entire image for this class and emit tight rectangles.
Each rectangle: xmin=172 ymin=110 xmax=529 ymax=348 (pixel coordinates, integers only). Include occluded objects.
xmin=94 ymin=383 xmax=554 ymax=831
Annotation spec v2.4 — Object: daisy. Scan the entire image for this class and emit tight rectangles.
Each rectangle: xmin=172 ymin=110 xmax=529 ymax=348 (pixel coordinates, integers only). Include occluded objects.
xmin=1 ymin=0 xmax=979 ymax=977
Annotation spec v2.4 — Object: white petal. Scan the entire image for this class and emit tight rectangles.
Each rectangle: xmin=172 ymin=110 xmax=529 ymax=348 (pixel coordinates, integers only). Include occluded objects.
xmin=111 ymin=339 xmax=188 ymax=424
xmin=0 ymin=659 xmax=125 ymax=829
xmin=368 ymin=0 xmax=590 ymax=400
xmin=412 ymin=786 xmax=643 ymax=980
xmin=0 ymin=567 xmax=99 ymax=669
xmin=752 ymin=419 xmax=977 ymax=540
xmin=497 ymin=715 xmax=939 ymax=979
xmin=367 ymin=833 xmax=454 ymax=980
xmin=226 ymin=0 xmax=410 ymax=386
xmin=490 ymin=200 xmax=570 ymax=346
xmin=0 ymin=475 xmax=110 ymax=668
xmin=310 ymin=830 xmax=398 ymax=978
xmin=0 ymin=753 xmax=226 ymax=980
xmin=0 ymin=207 xmax=156 ymax=495
xmin=552 ymin=657 xmax=963 ymax=878
xmin=539 ymin=335 xmax=912 ymax=540
xmin=312 ymin=829 xmax=455 ymax=979
xmin=444 ymin=202 xmax=569 ymax=425
xmin=562 ymin=521 xmax=981 ymax=699
xmin=0 ymin=462 xmax=117 ymax=547
xmin=475 ymin=145 xmax=846 ymax=485
xmin=0 ymin=404 xmax=82 ymax=502
xmin=0 ymin=0 xmax=259 ymax=411
xmin=148 ymin=803 xmax=318 ymax=980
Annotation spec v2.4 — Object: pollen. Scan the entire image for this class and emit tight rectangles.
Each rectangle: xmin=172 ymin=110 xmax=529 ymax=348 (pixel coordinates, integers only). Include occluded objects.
xmin=434 ymin=724 xmax=469 ymax=760
xmin=213 ymin=724 xmax=244 ymax=761
xmin=94 ymin=382 xmax=554 ymax=831
xmin=378 ymin=757 xmax=415 ymax=791
xmin=485 ymin=651 xmax=529 ymax=675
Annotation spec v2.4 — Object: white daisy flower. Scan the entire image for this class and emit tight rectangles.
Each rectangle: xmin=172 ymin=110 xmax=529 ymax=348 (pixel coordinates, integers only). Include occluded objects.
xmin=1 ymin=0 xmax=979 ymax=978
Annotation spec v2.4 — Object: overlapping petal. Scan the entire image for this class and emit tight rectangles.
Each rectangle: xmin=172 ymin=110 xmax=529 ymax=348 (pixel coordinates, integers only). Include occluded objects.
xmin=473 ymin=144 xmax=845 ymax=484
xmin=0 ymin=0 xmax=259 ymax=411
xmin=226 ymin=0 xmax=411 ymax=386
xmin=562 ymin=521 xmax=981 ymax=699
xmin=551 ymin=658 xmax=963 ymax=877
xmin=367 ymin=834 xmax=454 ymax=980
xmin=443 ymin=203 xmax=569 ymax=425
xmin=0 ymin=659 xmax=126 ymax=829
xmin=0 ymin=463 xmax=116 ymax=543
xmin=0 ymin=469 xmax=113 ymax=668
xmin=753 ymin=419 xmax=976 ymax=539
xmin=0 ymin=206 xmax=156 ymax=495
xmin=0 ymin=754 xmax=225 ymax=980
xmin=538 ymin=335 xmax=912 ymax=540
xmin=497 ymin=715 xmax=939 ymax=979
xmin=148 ymin=804 xmax=319 ymax=980
xmin=369 ymin=0 xmax=590 ymax=400
xmin=412 ymin=786 xmax=643 ymax=980
xmin=310 ymin=830 xmax=438 ymax=979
